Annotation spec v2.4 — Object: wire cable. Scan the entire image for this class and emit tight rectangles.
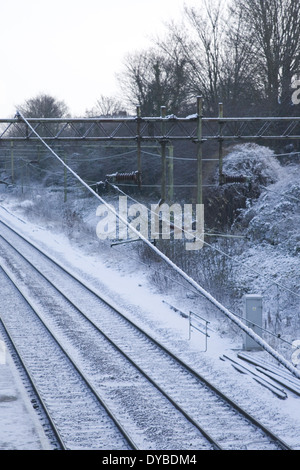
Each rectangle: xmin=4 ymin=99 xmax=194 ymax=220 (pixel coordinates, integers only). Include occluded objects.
xmin=108 ymin=182 xmax=300 ymax=300
xmin=17 ymin=110 xmax=300 ymax=380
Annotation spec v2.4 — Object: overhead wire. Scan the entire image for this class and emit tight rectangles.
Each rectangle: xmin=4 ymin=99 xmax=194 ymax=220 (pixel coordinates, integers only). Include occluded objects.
xmin=106 ymin=182 xmax=298 ymax=347
xmin=108 ymin=181 xmax=300 ymax=300
xmin=17 ymin=110 xmax=300 ymax=380
xmin=111 ymin=230 xmax=293 ymax=347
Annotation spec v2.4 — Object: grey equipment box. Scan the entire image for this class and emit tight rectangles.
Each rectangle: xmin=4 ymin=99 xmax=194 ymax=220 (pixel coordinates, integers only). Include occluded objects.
xmin=243 ymin=294 xmax=263 ymax=351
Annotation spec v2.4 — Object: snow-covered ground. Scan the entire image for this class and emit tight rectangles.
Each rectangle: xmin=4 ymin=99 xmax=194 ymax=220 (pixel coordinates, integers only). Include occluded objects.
xmin=0 ymin=142 xmax=299 ymax=450
xmin=0 ymin=346 xmax=52 ymax=450
xmin=223 ymin=144 xmax=300 ymax=356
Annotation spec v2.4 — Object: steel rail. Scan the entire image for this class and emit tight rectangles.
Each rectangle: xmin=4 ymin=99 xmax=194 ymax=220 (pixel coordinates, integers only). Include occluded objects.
xmin=0 ymin=316 xmax=66 ymax=450
xmin=0 ymin=217 xmax=293 ymax=451
xmin=0 ymin=260 xmax=139 ymax=451
xmin=8 ymin=110 xmax=300 ymax=383
xmin=0 ymin=228 xmax=222 ymax=451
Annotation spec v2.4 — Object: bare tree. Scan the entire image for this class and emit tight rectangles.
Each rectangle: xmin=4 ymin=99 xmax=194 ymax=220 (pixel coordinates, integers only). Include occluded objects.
xmin=217 ymin=6 xmax=264 ymax=115
xmin=118 ymin=0 xmax=300 ymax=117
xmin=18 ymin=93 xmax=70 ymax=118
xmin=160 ymin=0 xmax=259 ymax=115
xmin=119 ymin=47 xmax=190 ymax=116
xmin=86 ymin=95 xmax=127 ymax=117
xmin=183 ymin=0 xmax=225 ymax=113
xmin=120 ymin=0 xmax=249 ymax=116
xmin=232 ymin=0 xmax=300 ymax=114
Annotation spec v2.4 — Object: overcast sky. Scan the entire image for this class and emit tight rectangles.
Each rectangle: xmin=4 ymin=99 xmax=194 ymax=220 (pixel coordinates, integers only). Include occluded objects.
xmin=0 ymin=0 xmax=200 ymax=117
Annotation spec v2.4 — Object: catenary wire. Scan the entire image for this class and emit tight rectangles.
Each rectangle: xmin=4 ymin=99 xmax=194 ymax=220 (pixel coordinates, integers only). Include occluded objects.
xmin=15 ymin=110 xmax=300 ymax=380
xmin=108 ymin=182 xmax=300 ymax=301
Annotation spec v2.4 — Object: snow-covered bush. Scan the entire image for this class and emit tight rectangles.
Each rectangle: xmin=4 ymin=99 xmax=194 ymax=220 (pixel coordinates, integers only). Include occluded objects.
xmin=235 ymin=163 xmax=300 ymax=254
xmin=205 ymin=143 xmax=282 ymax=230
xmin=221 ymin=143 xmax=281 ymax=187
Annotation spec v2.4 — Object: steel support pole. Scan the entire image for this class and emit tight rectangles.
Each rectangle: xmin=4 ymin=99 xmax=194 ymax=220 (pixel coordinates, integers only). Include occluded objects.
xmin=218 ymin=102 xmax=224 ymax=185
xmin=196 ymin=97 xmax=203 ymax=205
xmin=168 ymin=144 xmax=174 ymax=202
xmin=18 ymin=108 xmax=300 ymax=381
xmin=136 ymin=105 xmax=142 ymax=188
xmin=21 ymin=160 xmax=24 ymax=194
xmin=10 ymin=141 xmax=14 ymax=184
xmin=64 ymin=153 xmax=67 ymax=203
xmin=160 ymin=106 xmax=167 ymax=203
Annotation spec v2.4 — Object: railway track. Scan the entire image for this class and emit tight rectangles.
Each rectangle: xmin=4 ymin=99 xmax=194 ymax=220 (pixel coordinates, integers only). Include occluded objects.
xmin=0 ymin=216 xmax=293 ymax=450
xmin=0 ymin=270 xmax=136 ymax=450
xmin=0 ymin=316 xmax=65 ymax=450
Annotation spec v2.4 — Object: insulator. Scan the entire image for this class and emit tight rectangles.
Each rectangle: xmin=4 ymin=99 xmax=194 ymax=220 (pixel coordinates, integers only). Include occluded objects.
xmin=222 ymin=174 xmax=247 ymax=184
xmin=105 ymin=171 xmax=142 ymax=186
xmin=115 ymin=171 xmax=141 ymax=184
xmin=114 ymin=171 xmax=142 ymax=185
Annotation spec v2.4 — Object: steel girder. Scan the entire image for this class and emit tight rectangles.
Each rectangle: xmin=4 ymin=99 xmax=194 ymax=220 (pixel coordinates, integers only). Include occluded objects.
xmin=1 ymin=115 xmax=300 ymax=142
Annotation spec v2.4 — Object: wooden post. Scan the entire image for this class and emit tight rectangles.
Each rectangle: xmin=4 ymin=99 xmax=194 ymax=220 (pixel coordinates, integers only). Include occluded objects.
xmin=196 ymin=97 xmax=203 ymax=205
xmin=160 ymin=106 xmax=167 ymax=204
xmin=218 ymin=102 xmax=224 ymax=185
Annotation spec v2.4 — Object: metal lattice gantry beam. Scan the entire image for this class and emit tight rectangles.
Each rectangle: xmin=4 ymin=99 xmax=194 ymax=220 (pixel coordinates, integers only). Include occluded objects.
xmin=203 ymin=116 xmax=300 ymax=141
xmin=2 ymin=99 xmax=300 ymax=205
xmin=11 ymin=109 xmax=300 ymax=382
xmin=2 ymin=111 xmax=300 ymax=142
xmin=0 ymin=114 xmax=198 ymax=142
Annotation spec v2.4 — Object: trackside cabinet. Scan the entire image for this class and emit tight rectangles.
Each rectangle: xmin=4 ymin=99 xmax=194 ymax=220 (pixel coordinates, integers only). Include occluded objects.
xmin=243 ymin=295 xmax=263 ymax=351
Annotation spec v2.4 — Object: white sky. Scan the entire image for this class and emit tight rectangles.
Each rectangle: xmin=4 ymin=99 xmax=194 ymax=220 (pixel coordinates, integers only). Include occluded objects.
xmin=0 ymin=0 xmax=200 ymax=117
